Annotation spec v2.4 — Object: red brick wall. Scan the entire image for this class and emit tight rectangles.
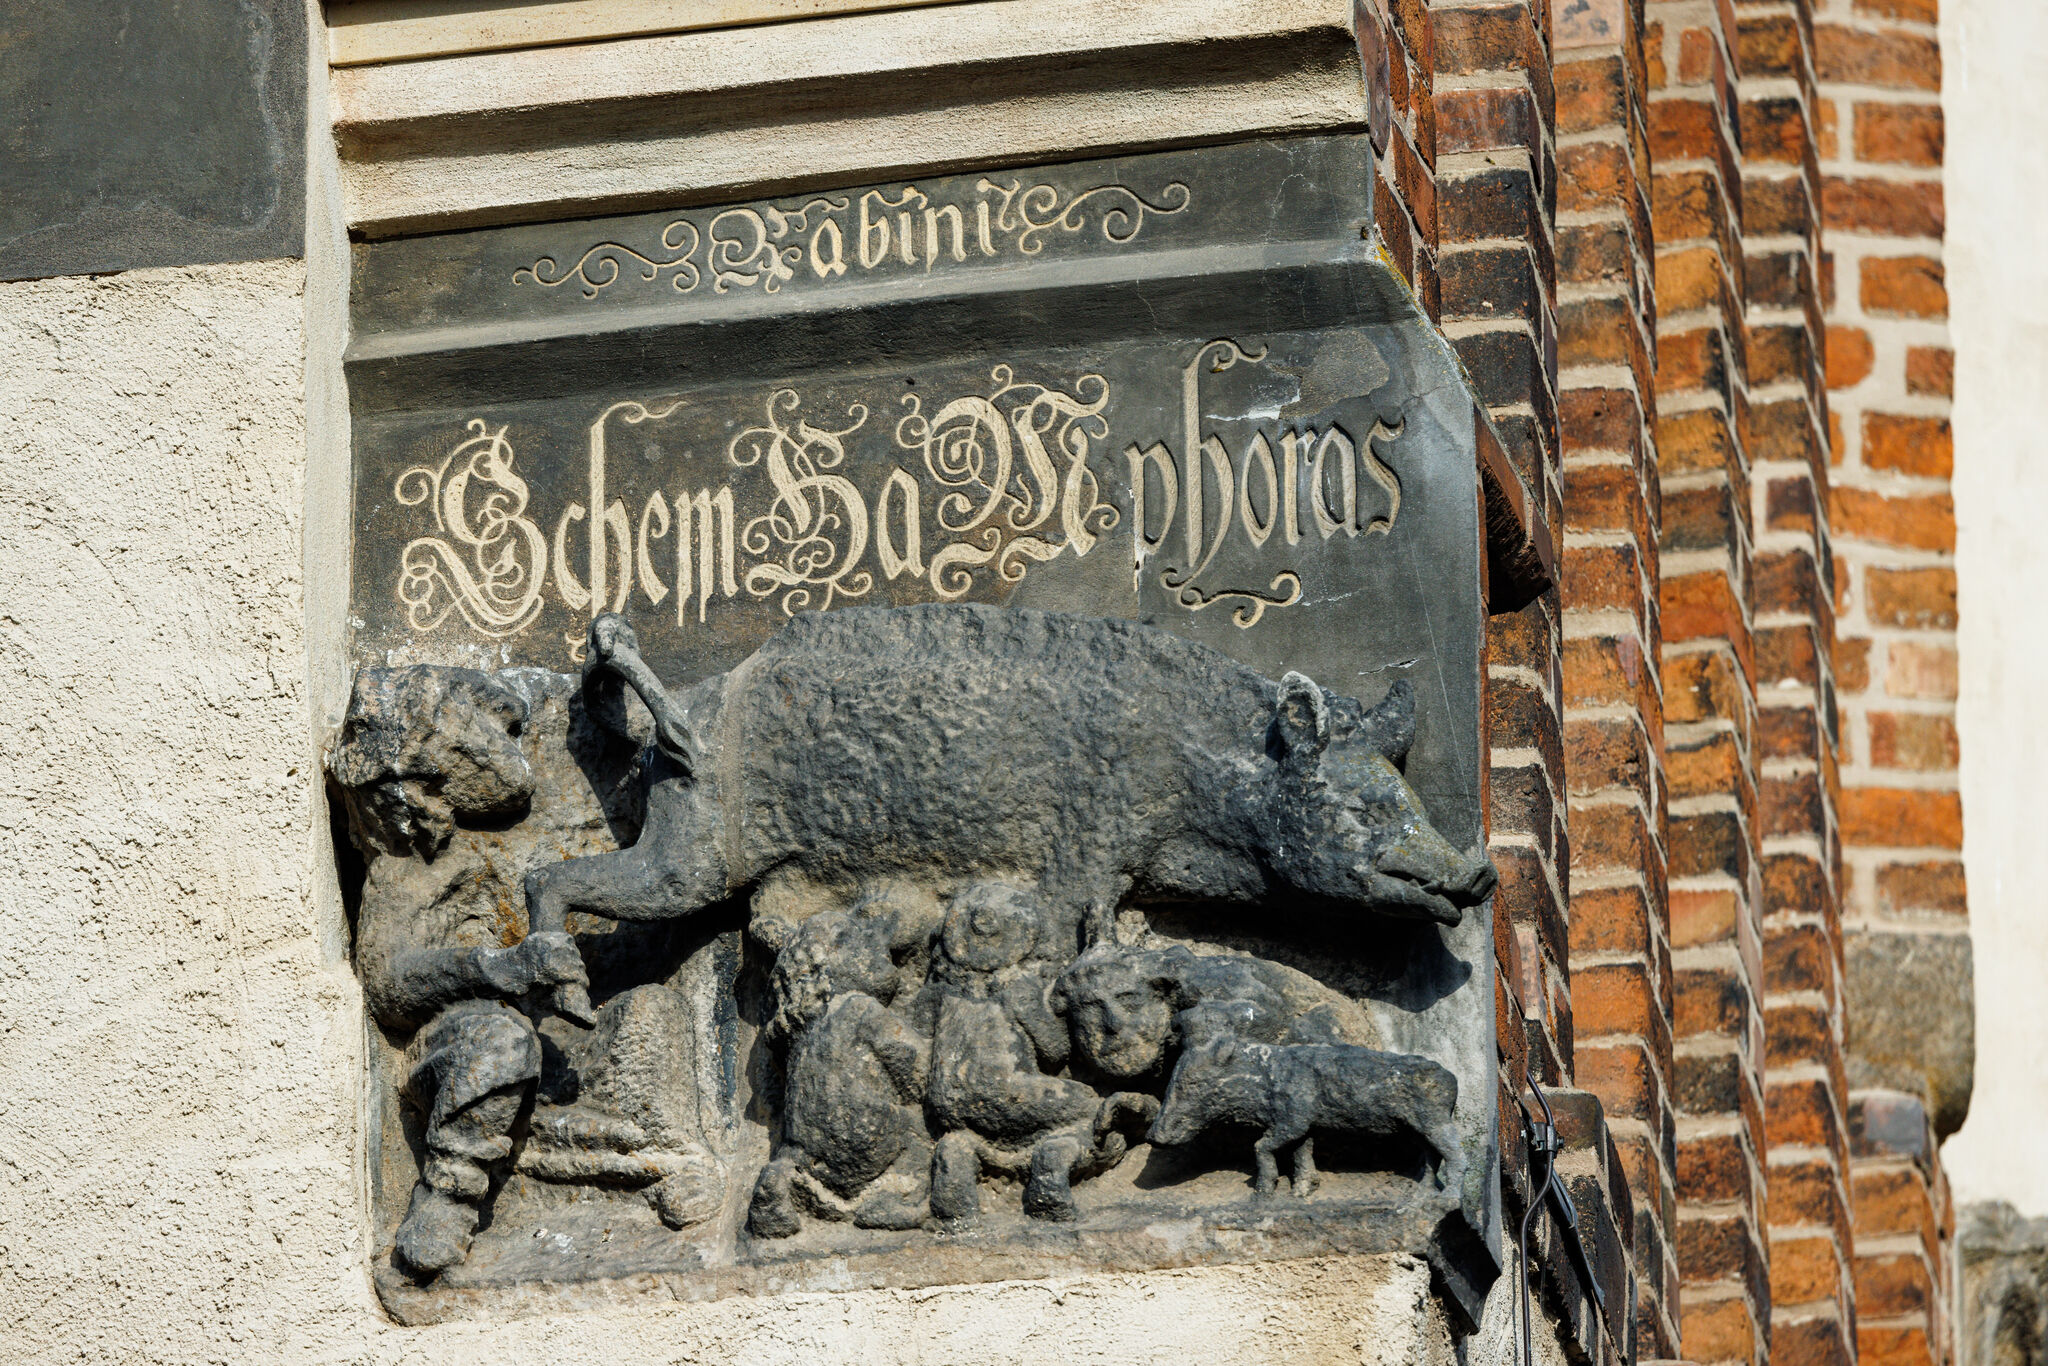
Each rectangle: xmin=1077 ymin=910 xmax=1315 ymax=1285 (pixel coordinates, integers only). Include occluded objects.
xmin=1731 ymin=3 xmax=1861 ymax=1365
xmin=1364 ymin=0 xmax=1443 ymax=318
xmin=1436 ymin=0 xmax=1574 ymax=1089
xmin=1646 ymin=1 xmax=1776 ymax=1361
xmin=1552 ymin=0 xmax=1682 ymax=1355
xmin=1360 ymin=1 xmax=1964 ymax=1359
xmin=1815 ymin=0 xmax=1961 ymax=1038
xmin=1850 ymin=1093 xmax=1957 ymax=1364
xmin=1813 ymin=0 xmax=1962 ymax=1361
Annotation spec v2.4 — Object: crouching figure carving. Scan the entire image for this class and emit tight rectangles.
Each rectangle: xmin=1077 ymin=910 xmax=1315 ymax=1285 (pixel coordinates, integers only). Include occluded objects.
xmin=333 ymin=667 xmax=585 ymax=1274
xmin=335 ymin=666 xmax=724 ymax=1279
xmin=748 ymin=903 xmax=937 ymax=1236
xmin=919 ymin=884 xmax=1158 ymax=1226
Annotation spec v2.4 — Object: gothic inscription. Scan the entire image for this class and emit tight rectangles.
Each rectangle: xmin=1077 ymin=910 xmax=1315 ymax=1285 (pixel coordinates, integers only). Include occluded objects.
xmin=512 ymin=176 xmax=1190 ymax=300
xmin=389 ymin=339 xmax=1404 ymax=652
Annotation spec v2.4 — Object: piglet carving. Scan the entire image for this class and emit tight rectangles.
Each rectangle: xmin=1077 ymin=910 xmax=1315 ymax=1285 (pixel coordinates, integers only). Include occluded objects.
xmin=1147 ymin=1034 xmax=1465 ymax=1199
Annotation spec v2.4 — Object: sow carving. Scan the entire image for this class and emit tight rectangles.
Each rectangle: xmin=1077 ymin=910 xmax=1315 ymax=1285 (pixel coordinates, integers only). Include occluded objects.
xmin=526 ymin=603 xmax=1497 ymax=1025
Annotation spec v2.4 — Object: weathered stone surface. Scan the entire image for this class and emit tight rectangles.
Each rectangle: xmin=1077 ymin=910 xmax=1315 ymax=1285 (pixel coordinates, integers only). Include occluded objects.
xmin=333 ymin=604 xmax=1500 ymax=1318
xmin=0 ymin=0 xmax=306 ymax=280
xmin=1845 ymin=928 xmax=1975 ymax=1138
xmin=1960 ymin=1202 xmax=2048 ymax=1366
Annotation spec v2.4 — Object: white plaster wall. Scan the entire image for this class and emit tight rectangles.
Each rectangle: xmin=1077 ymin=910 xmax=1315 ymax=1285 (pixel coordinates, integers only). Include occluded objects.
xmin=0 ymin=258 xmax=357 ymax=1358
xmin=1939 ymin=0 xmax=2048 ymax=1216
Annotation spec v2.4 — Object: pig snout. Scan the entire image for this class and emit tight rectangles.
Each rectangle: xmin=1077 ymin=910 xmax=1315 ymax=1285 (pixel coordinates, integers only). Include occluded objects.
xmin=1374 ymin=835 xmax=1498 ymax=919
xmin=1146 ymin=1056 xmax=1225 ymax=1148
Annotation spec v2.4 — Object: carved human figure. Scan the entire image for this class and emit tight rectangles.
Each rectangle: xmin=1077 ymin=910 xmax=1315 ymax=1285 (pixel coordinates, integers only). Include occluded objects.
xmin=1051 ymin=941 xmax=1381 ymax=1086
xmin=920 ymin=884 xmax=1154 ymax=1224
xmin=748 ymin=905 xmax=936 ymax=1237
xmin=333 ymin=667 xmax=592 ymax=1274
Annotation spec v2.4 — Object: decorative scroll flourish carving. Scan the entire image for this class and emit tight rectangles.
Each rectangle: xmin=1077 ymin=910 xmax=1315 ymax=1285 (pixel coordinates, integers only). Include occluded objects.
xmin=708 ymin=198 xmax=847 ymax=295
xmin=978 ymin=178 xmax=1192 ymax=255
xmin=894 ymin=365 xmax=1119 ymax=601
xmin=383 ymin=340 xmax=1409 ymax=642
xmin=394 ymin=421 xmax=549 ymax=636
xmin=1167 ymin=571 xmax=1305 ymax=628
xmin=512 ymin=220 xmax=702 ymax=298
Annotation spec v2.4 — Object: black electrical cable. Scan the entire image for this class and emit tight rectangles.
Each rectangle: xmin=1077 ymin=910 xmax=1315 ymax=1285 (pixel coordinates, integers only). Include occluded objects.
xmin=1518 ymin=1057 xmax=1558 ymax=1366
xmin=1517 ymin=1057 xmax=1615 ymax=1366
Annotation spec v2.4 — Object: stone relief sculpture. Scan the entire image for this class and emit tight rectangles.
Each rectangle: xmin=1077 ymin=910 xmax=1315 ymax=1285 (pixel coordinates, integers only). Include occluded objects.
xmin=335 ymin=667 xmax=728 ymax=1277
xmin=333 ymin=602 xmax=1495 ymax=1299
xmin=334 ymin=668 xmax=569 ymax=1273
xmin=525 ymin=604 xmax=1492 ymax=994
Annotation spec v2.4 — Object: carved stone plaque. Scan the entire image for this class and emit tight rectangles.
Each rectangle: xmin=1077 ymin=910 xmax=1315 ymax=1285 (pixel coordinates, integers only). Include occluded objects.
xmin=340 ymin=133 xmax=1501 ymax=1324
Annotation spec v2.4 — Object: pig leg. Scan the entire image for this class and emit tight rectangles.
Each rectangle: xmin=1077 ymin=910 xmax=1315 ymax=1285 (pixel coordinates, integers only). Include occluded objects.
xmin=930 ymin=1131 xmax=984 ymax=1225
xmin=1252 ymin=1131 xmax=1285 ymax=1197
xmin=1023 ymin=1133 xmax=1086 ymax=1222
xmin=1426 ymin=1118 xmax=1465 ymax=1196
xmin=524 ymin=842 xmax=728 ymax=931
xmin=1291 ymin=1136 xmax=1319 ymax=1198
xmin=747 ymin=1153 xmax=804 ymax=1239
xmin=1256 ymin=1088 xmax=1317 ymax=1197
xmin=523 ymin=789 xmax=729 ymax=1023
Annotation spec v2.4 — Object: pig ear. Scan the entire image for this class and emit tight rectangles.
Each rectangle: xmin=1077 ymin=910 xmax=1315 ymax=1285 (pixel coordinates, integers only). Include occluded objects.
xmin=1274 ymin=672 xmax=1331 ymax=767
xmin=1360 ymin=679 xmax=1418 ymax=766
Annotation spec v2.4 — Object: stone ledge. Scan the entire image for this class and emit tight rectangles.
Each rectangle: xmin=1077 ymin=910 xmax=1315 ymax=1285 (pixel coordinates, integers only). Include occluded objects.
xmin=330 ymin=0 xmax=1369 ymax=237
xmin=328 ymin=0 xmax=973 ymax=66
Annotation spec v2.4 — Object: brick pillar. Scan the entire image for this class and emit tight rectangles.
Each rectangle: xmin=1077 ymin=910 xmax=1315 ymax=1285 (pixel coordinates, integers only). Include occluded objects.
xmin=1814 ymin=0 xmax=1965 ymax=1361
xmin=1849 ymin=1092 xmax=1956 ymax=1364
xmin=1648 ymin=1 xmax=1773 ymax=1361
xmin=1730 ymin=2 xmax=1859 ymax=1364
xmin=1366 ymin=0 xmax=1442 ymax=318
xmin=1552 ymin=0 xmax=1681 ymax=1357
xmin=1433 ymin=0 xmax=1573 ymax=1078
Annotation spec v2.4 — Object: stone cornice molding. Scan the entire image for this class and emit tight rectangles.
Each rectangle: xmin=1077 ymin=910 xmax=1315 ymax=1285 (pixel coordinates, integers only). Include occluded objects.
xmin=330 ymin=0 xmax=1367 ymax=237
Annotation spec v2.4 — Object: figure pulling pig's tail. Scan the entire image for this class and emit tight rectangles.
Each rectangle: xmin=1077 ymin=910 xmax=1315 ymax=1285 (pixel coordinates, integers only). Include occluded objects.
xmin=523 ymin=612 xmax=713 ymax=1028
